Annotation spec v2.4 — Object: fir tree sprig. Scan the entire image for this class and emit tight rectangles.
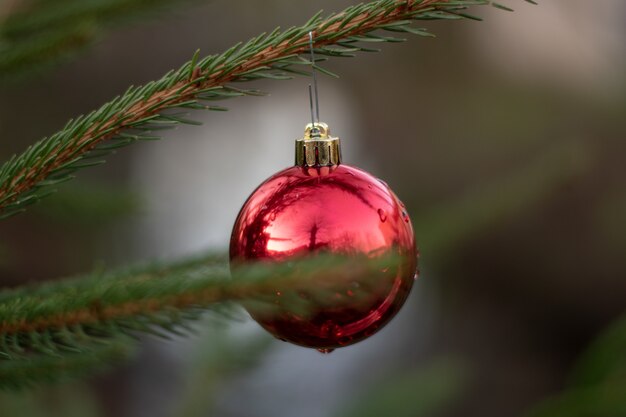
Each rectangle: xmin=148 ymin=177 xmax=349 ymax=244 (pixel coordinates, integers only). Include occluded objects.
xmin=0 ymin=252 xmax=394 ymax=388
xmin=0 ymin=0 xmax=532 ymax=220
xmin=0 ymin=253 xmax=390 ymax=346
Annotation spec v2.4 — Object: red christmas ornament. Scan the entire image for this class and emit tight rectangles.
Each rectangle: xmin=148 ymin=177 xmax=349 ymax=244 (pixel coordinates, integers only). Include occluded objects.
xmin=230 ymin=122 xmax=418 ymax=353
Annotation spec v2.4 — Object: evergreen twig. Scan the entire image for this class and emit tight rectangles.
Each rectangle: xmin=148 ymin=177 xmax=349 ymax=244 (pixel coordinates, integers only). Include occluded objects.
xmin=0 ymin=0 xmax=532 ymax=220
xmin=0 ymin=252 xmax=395 ymax=388
xmin=0 ymin=253 xmax=390 ymax=341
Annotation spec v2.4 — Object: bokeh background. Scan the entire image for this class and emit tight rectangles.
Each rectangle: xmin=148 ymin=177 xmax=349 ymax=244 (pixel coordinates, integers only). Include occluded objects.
xmin=1 ymin=1 xmax=625 ymax=416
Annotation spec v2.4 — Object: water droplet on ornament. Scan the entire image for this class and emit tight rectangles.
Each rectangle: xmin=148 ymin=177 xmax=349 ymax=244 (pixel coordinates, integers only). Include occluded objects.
xmin=317 ymin=348 xmax=335 ymax=354
xmin=378 ymin=178 xmax=389 ymax=187
xmin=377 ymin=208 xmax=387 ymax=222
xmin=320 ymin=320 xmax=334 ymax=337
xmin=367 ymin=184 xmax=373 ymax=189
xmin=402 ymin=210 xmax=410 ymax=223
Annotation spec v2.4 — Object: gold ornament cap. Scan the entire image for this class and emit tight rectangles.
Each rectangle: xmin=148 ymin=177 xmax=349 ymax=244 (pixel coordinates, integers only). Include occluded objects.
xmin=295 ymin=122 xmax=342 ymax=167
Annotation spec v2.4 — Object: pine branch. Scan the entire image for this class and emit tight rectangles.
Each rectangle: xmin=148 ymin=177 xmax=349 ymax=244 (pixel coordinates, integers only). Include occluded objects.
xmin=0 ymin=252 xmax=394 ymax=388
xmin=0 ymin=0 xmax=533 ymax=220
xmin=0 ymin=253 xmax=387 ymax=338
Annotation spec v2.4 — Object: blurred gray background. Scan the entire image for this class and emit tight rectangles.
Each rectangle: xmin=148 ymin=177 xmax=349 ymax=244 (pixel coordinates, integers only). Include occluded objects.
xmin=0 ymin=1 xmax=625 ymax=416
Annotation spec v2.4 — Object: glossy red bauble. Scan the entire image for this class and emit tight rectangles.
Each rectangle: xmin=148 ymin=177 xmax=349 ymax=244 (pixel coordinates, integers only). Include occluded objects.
xmin=230 ymin=164 xmax=418 ymax=351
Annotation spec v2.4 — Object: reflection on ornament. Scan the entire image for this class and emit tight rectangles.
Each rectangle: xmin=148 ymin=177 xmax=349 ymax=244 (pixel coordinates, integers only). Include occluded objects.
xmin=230 ymin=122 xmax=418 ymax=352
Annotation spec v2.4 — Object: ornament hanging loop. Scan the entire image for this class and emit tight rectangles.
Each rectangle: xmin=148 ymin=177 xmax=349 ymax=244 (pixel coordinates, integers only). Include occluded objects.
xmin=296 ymin=32 xmax=341 ymax=167
xmin=308 ymin=31 xmax=322 ymax=138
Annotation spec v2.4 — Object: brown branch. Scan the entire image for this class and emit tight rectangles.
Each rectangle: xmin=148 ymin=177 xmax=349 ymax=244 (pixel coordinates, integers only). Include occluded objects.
xmin=0 ymin=286 xmax=234 ymax=334
xmin=0 ymin=0 xmax=447 ymax=211
xmin=0 ymin=256 xmax=385 ymax=334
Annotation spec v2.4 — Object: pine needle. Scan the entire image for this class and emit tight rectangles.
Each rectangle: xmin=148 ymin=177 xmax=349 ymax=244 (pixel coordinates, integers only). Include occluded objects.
xmin=0 ymin=0 xmax=532 ymax=220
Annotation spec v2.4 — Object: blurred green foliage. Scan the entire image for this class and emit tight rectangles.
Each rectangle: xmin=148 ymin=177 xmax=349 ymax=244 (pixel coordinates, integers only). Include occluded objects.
xmin=30 ymin=181 xmax=140 ymax=227
xmin=175 ymin=326 xmax=274 ymax=417
xmin=524 ymin=315 xmax=626 ymax=417
xmin=0 ymin=0 xmax=202 ymax=81
xmin=0 ymin=382 xmax=100 ymax=417
xmin=414 ymin=139 xmax=589 ymax=261
xmin=336 ymin=358 xmax=468 ymax=417
xmin=0 ymin=336 xmax=135 ymax=391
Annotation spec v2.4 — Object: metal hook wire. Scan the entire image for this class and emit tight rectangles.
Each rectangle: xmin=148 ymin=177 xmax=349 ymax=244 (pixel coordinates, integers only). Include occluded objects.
xmin=308 ymin=31 xmax=320 ymax=124
xmin=308 ymin=84 xmax=315 ymax=130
